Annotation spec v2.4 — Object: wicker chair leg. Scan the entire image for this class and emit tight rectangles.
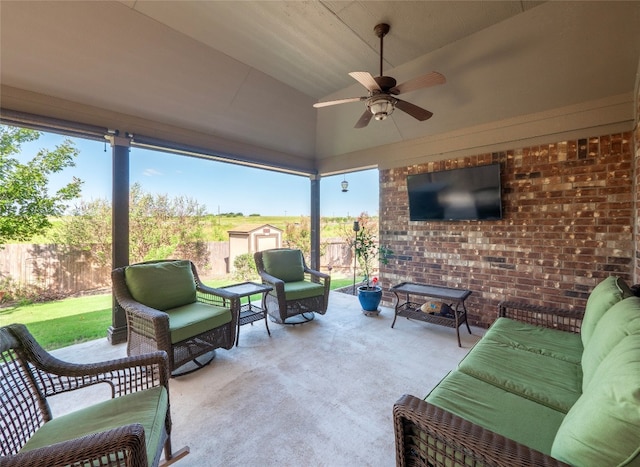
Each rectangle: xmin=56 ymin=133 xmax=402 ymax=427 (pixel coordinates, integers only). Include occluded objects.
xmin=160 ymin=446 xmax=190 ymax=466
xmin=171 ymin=350 xmax=216 ymax=377
xmin=275 ymin=311 xmax=316 ymax=325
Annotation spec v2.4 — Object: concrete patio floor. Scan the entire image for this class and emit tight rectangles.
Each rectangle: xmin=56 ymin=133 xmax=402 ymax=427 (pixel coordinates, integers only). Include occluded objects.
xmin=48 ymin=291 xmax=484 ymax=466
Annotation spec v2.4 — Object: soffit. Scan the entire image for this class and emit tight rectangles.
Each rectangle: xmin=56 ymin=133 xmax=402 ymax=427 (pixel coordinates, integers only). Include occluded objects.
xmin=1 ymin=1 xmax=639 ymax=175
xmin=125 ymin=0 xmax=543 ymax=99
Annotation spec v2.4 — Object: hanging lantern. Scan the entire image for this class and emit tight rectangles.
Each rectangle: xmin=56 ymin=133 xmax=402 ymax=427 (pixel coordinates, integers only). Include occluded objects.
xmin=341 ymin=177 xmax=349 ymax=192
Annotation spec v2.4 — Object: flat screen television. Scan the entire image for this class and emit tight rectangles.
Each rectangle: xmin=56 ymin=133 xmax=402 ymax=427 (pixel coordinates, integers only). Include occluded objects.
xmin=407 ymin=163 xmax=502 ymax=221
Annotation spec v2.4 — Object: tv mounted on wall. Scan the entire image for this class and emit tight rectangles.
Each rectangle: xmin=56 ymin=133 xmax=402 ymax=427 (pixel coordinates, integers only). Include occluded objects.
xmin=407 ymin=163 xmax=502 ymax=221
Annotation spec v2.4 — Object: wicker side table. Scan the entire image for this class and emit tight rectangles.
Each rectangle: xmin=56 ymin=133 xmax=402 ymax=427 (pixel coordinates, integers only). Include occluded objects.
xmin=220 ymin=282 xmax=273 ymax=346
xmin=390 ymin=282 xmax=472 ymax=347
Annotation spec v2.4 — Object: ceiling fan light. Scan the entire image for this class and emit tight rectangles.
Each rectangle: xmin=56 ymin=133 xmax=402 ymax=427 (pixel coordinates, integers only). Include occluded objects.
xmin=374 ymin=111 xmax=389 ymax=121
xmin=368 ymin=96 xmax=395 ymax=121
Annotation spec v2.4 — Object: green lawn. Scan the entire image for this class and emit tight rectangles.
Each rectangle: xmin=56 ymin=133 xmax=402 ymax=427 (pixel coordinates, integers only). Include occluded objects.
xmin=0 ymin=276 xmax=355 ymax=350
xmin=0 ymin=294 xmax=113 ymax=349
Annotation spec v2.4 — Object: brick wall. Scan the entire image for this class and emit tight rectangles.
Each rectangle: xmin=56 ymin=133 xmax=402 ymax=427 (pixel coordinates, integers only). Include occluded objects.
xmin=635 ymin=81 xmax=640 ymax=283
xmin=379 ymin=132 xmax=635 ymax=327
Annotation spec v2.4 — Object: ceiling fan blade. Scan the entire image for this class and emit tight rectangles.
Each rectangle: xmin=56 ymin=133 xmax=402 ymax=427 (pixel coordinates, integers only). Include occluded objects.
xmin=391 ymin=71 xmax=446 ymax=95
xmin=354 ymin=109 xmax=373 ymax=129
xmin=313 ymin=96 xmax=365 ymax=108
xmin=349 ymin=71 xmax=381 ymax=92
xmin=395 ymin=99 xmax=433 ymax=121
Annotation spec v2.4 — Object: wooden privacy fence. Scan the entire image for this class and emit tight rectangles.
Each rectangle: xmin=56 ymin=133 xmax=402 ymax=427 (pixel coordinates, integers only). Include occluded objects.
xmin=0 ymin=244 xmax=111 ymax=295
xmin=0 ymin=240 xmax=353 ymax=296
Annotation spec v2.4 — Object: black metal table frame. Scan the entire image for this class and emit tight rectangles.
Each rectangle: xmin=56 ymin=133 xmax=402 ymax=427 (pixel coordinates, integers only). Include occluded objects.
xmin=390 ymin=282 xmax=472 ymax=347
xmin=220 ymin=282 xmax=273 ymax=346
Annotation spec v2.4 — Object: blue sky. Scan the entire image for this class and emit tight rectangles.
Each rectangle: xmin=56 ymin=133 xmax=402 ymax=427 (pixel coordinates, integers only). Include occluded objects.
xmin=14 ymin=130 xmax=379 ymax=218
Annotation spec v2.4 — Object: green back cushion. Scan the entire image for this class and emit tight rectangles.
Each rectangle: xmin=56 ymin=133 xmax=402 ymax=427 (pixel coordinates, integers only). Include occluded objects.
xmin=125 ymin=260 xmax=196 ymax=311
xmin=484 ymin=317 xmax=583 ymax=365
xmin=262 ymin=249 xmax=304 ymax=282
xmin=458 ymin=336 xmax=582 ymax=413
xmin=551 ymin=334 xmax=640 ymax=466
xmin=581 ymin=296 xmax=640 ymax=390
xmin=581 ymin=276 xmax=632 ymax=347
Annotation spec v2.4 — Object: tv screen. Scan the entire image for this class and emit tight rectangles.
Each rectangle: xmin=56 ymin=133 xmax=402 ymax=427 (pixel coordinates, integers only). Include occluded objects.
xmin=407 ymin=163 xmax=502 ymax=221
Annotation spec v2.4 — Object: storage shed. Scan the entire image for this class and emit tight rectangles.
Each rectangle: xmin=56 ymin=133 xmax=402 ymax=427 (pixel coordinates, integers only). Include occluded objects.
xmin=227 ymin=224 xmax=283 ymax=272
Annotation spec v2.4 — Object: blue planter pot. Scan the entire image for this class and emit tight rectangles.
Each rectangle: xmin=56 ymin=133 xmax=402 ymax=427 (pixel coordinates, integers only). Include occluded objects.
xmin=358 ymin=286 xmax=383 ymax=315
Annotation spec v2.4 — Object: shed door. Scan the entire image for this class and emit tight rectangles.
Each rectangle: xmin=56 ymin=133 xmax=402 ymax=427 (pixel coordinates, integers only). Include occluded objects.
xmin=256 ymin=235 xmax=278 ymax=251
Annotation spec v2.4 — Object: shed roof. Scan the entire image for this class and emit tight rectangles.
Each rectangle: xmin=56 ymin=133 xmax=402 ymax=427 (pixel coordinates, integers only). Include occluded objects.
xmin=227 ymin=224 xmax=282 ymax=235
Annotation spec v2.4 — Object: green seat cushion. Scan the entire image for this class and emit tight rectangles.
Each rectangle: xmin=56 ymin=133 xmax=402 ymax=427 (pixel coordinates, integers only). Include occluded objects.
xmin=270 ymin=280 xmax=325 ymax=301
xmin=581 ymin=296 xmax=640 ymax=390
xmin=458 ymin=339 xmax=582 ymax=413
xmin=168 ymin=302 xmax=232 ymax=344
xmin=21 ymin=386 xmax=167 ymax=466
xmin=125 ymin=260 xmax=196 ymax=311
xmin=262 ymin=249 xmax=304 ymax=282
xmin=581 ymin=276 xmax=633 ymax=347
xmin=426 ymin=370 xmax=565 ymax=456
xmin=551 ymin=334 xmax=640 ymax=466
xmin=485 ymin=317 xmax=583 ymax=364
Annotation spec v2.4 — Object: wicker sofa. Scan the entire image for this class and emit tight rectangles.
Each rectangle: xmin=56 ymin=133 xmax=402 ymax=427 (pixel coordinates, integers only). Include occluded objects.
xmin=393 ymin=276 xmax=640 ymax=467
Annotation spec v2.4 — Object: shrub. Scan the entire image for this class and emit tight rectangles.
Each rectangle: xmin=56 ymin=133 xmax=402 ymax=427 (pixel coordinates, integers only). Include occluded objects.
xmin=233 ymin=253 xmax=258 ymax=281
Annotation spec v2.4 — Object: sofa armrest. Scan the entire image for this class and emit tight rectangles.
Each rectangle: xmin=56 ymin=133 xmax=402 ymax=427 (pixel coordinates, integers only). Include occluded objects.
xmin=257 ymin=270 xmax=285 ymax=290
xmin=304 ymin=266 xmax=330 ymax=281
xmin=2 ymin=424 xmax=149 ymax=467
xmin=393 ymin=394 xmax=569 ymax=467
xmin=197 ymin=283 xmax=238 ymax=302
xmin=498 ymin=301 xmax=583 ymax=334
xmin=304 ymin=267 xmax=330 ymax=293
xmin=196 ymin=283 xmax=241 ymax=330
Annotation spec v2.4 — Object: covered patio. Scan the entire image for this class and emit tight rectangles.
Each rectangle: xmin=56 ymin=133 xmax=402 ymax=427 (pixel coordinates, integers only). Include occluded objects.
xmin=47 ymin=290 xmax=484 ymax=465
xmin=1 ymin=1 xmax=639 ymax=333
xmin=3 ymin=3 xmax=640 ymax=466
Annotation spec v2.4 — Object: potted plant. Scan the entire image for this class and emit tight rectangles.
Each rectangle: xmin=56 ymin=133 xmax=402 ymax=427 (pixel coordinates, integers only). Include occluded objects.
xmin=354 ymin=221 xmax=393 ymax=315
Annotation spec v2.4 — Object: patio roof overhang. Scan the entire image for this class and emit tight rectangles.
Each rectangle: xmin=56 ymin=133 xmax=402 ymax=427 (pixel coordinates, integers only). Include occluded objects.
xmin=1 ymin=1 xmax=638 ymax=176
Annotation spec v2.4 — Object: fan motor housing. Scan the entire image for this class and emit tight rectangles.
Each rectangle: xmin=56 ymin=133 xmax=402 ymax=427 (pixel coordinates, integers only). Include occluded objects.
xmin=374 ymin=76 xmax=397 ymax=91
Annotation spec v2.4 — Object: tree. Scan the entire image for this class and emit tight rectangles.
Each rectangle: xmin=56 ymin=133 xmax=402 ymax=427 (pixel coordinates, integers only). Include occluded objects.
xmin=341 ymin=213 xmax=390 ymax=288
xmin=55 ymin=183 xmax=209 ymax=267
xmin=284 ymin=216 xmax=312 ymax=265
xmin=354 ymin=221 xmax=392 ymax=289
xmin=283 ymin=216 xmax=328 ymax=267
xmin=0 ymin=126 xmax=82 ymax=244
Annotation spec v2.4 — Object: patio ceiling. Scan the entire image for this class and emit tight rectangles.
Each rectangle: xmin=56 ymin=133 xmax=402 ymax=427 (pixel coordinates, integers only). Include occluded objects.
xmin=1 ymin=1 xmax=639 ymax=176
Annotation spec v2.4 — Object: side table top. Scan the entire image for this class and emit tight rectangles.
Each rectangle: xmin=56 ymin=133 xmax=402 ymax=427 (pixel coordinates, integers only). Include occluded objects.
xmin=220 ymin=281 xmax=273 ymax=297
xmin=391 ymin=282 xmax=471 ymax=301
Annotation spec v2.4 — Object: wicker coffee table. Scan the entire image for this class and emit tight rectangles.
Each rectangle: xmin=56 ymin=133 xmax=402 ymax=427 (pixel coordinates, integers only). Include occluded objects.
xmin=390 ymin=282 xmax=472 ymax=347
xmin=220 ymin=282 xmax=273 ymax=346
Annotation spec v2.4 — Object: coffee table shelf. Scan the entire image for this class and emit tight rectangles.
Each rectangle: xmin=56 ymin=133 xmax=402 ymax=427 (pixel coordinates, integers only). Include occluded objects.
xmin=390 ymin=282 xmax=472 ymax=347
xmin=220 ymin=282 xmax=273 ymax=346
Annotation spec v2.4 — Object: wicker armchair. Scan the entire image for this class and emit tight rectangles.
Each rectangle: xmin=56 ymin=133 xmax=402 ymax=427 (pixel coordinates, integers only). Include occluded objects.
xmin=112 ymin=259 xmax=240 ymax=376
xmin=254 ymin=248 xmax=330 ymax=324
xmin=0 ymin=323 xmax=189 ymax=467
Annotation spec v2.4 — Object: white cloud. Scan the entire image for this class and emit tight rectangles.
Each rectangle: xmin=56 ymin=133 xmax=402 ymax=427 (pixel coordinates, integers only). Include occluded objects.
xmin=143 ymin=168 xmax=163 ymax=177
